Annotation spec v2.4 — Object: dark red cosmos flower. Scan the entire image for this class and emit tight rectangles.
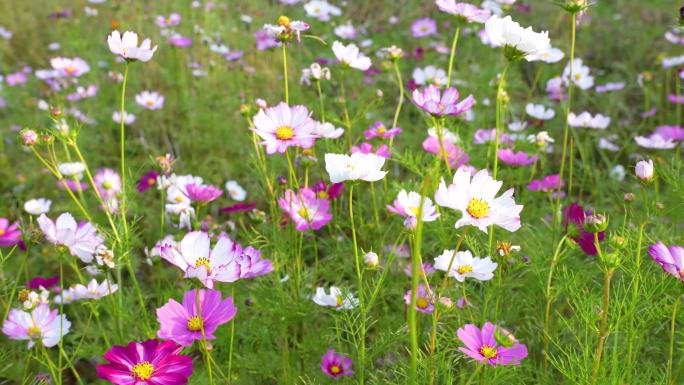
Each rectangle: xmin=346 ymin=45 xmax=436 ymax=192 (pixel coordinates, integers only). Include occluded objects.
xmin=27 ymin=275 xmax=60 ymax=290
xmin=563 ymin=203 xmax=605 ymax=256
xmin=220 ymin=202 xmax=256 ymax=213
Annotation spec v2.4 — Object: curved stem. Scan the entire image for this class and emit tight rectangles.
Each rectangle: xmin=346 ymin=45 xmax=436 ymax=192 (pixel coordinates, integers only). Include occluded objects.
xmin=668 ymin=294 xmax=681 ymax=384
xmin=389 ymin=60 xmax=405 ymax=149
xmin=446 ymin=26 xmax=461 ymax=88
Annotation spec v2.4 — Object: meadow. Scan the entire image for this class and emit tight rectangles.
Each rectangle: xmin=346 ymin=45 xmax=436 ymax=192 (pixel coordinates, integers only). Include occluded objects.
xmin=0 ymin=0 xmax=683 ymax=384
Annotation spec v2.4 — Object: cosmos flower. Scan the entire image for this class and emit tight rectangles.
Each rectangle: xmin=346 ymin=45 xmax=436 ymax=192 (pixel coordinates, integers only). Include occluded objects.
xmin=655 ymin=125 xmax=684 ymax=141
xmin=434 ymin=249 xmax=497 ymax=282
xmin=0 ymin=218 xmax=22 ymax=247
xmin=334 ymin=22 xmax=357 ymax=40
xmin=435 ymin=168 xmax=523 ymax=233
xmin=435 ymin=1 xmax=491 ymax=23
xmin=412 ymin=65 xmax=447 ymax=87
xmin=332 ymin=41 xmax=371 ymax=71
xmin=301 ymin=62 xmax=331 ymax=85
xmin=634 ymin=134 xmax=677 ymax=150
xmin=563 ymin=203 xmax=604 ymax=256
xmin=2 ymin=304 xmax=70 ymax=349
xmin=649 ymin=242 xmax=684 ymax=283
xmin=66 ymin=85 xmax=98 ymax=101
xmin=422 ymin=130 xmax=469 ymax=169
xmin=264 ymin=16 xmax=309 ymax=42
xmin=220 ymin=202 xmax=257 ymax=214
xmin=321 ymin=349 xmax=354 ymax=379
xmin=137 ymin=170 xmax=159 ymax=193
xmin=324 ymin=152 xmax=387 ymax=183
xmin=255 ymin=29 xmax=278 ymax=50
xmin=312 ymin=181 xmax=344 ymax=201
xmin=304 ymin=0 xmax=341 ymax=22
xmin=252 ymin=102 xmax=316 ymax=154
xmin=403 ymin=262 xmax=436 ymax=277
xmin=96 ymin=339 xmax=193 ymax=385
xmin=567 ymin=111 xmax=610 ymax=129
xmin=27 ymin=275 xmax=60 ymax=291
xmin=411 ymin=17 xmax=438 ymax=38
xmin=107 ymin=30 xmax=158 ymax=62
xmin=112 ymin=111 xmax=136 ymax=125
xmin=72 ymin=278 xmax=119 ymax=300
xmin=364 ymin=121 xmax=402 ymax=140
xmin=387 ymin=190 xmax=440 ymax=228
xmin=225 ymin=180 xmax=247 ymax=201
xmin=413 ymin=84 xmax=475 ymax=117
xmin=58 ymin=162 xmax=85 ymax=177
xmin=236 ymin=246 xmax=274 ymax=279
xmin=278 ymin=188 xmax=332 ymax=231
xmin=497 ymin=149 xmax=538 ymax=166
xmin=635 ymin=159 xmax=654 ymax=182
xmin=595 ymin=82 xmax=625 ymax=93
xmin=312 ymin=122 xmax=344 ymax=139
xmin=351 ymin=142 xmax=391 ymax=158
xmin=185 ymin=183 xmax=222 ymax=203
xmin=546 ymin=76 xmax=565 ymax=101
xmin=94 ymin=168 xmax=122 ymax=199
xmin=527 ymin=174 xmax=563 ymax=193
xmin=159 ymin=231 xmax=242 ymax=288
xmin=136 ymin=91 xmax=165 ymax=110
xmin=156 ymin=13 xmax=181 ymax=28
xmin=157 ymin=288 xmax=237 ymax=346
xmin=404 ymin=283 xmax=435 ymax=314
xmin=50 ymin=57 xmax=90 ymax=77
xmin=37 ymin=213 xmax=104 ymax=263
xmin=527 ymin=45 xmax=564 ymax=63
xmin=562 ymin=58 xmax=594 ymax=90
xmin=457 ymin=322 xmax=528 ymax=366
xmin=525 ymin=103 xmax=555 ymax=120
xmin=313 ymin=286 xmax=359 ymax=310
xmin=484 ymin=15 xmax=550 ymax=61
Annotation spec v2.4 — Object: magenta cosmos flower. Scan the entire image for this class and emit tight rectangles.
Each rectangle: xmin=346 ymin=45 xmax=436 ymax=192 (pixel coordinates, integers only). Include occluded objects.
xmin=278 ymin=188 xmax=332 ymax=231
xmin=37 ymin=213 xmax=103 ymax=263
xmin=351 ymin=142 xmax=391 ymax=158
xmin=96 ymin=339 xmax=193 ymax=385
xmin=364 ymin=121 xmax=402 ymax=140
xmin=2 ymin=304 xmax=70 ymax=349
xmin=185 ymin=183 xmax=222 ymax=203
xmin=412 ymin=84 xmax=475 ymax=117
xmin=563 ymin=203 xmax=604 ymax=256
xmin=220 ymin=202 xmax=256 ymax=213
xmin=0 ymin=218 xmax=21 ymax=247
xmin=321 ymin=349 xmax=354 ymax=379
xmin=138 ymin=170 xmax=159 ymax=193
xmin=237 ymin=246 xmax=274 ymax=279
xmin=497 ymin=149 xmax=539 ymax=166
xmin=527 ymin=174 xmax=563 ymax=193
xmin=157 ymin=288 xmax=237 ymax=346
xmin=312 ymin=181 xmax=344 ymax=201
xmin=649 ymin=242 xmax=684 ymax=282
xmin=159 ymin=231 xmax=241 ymax=288
xmin=404 ymin=283 xmax=435 ymax=314
xmin=457 ymin=322 xmax=528 ymax=366
xmin=252 ymin=102 xmax=316 ymax=154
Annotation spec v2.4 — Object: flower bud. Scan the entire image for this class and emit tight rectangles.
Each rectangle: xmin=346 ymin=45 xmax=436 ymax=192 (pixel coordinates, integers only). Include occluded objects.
xmin=623 ymin=193 xmax=635 ymax=203
xmin=20 ymin=129 xmax=38 ymax=146
xmin=584 ymin=213 xmax=608 ymax=233
xmin=438 ymin=296 xmax=453 ymax=310
xmin=51 ymin=106 xmax=62 ymax=118
xmin=634 ymin=159 xmax=654 ymax=182
xmin=609 ymin=234 xmax=626 ymax=250
xmin=364 ymin=251 xmax=379 ymax=268
xmin=601 ymin=252 xmax=621 ymax=268
xmin=255 ymin=98 xmax=268 ymax=109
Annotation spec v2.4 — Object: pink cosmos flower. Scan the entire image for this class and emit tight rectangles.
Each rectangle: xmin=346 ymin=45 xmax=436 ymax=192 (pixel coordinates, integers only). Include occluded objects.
xmin=595 ymin=82 xmax=625 ymax=93
xmin=404 ymin=283 xmax=434 ymax=314
xmin=6 ymin=71 xmax=28 ymax=86
xmin=185 ymin=183 xmax=222 ymax=203
xmin=159 ymin=231 xmax=241 ymax=288
xmin=255 ymin=29 xmax=279 ymax=50
xmin=156 ymin=13 xmax=181 ymax=28
xmin=2 ymin=304 xmax=70 ymax=348
xmin=252 ymin=102 xmax=316 ymax=154
xmin=411 ymin=17 xmax=438 ymax=38
xmin=649 ymin=242 xmax=684 ymax=282
xmin=157 ymin=288 xmax=237 ymax=346
xmin=137 ymin=170 xmax=159 ymax=193
xmin=497 ymin=149 xmax=539 ymax=166
xmin=457 ymin=322 xmax=528 ymax=366
xmin=169 ymin=34 xmax=193 ymax=48
xmin=364 ymin=121 xmax=402 ymax=140
xmin=669 ymin=94 xmax=684 ymax=104
xmin=136 ymin=90 xmax=165 ymax=110
xmin=351 ymin=142 xmax=391 ymax=158
xmin=58 ymin=179 xmax=89 ymax=193
xmin=473 ymin=128 xmax=512 ymax=145
xmin=412 ymin=85 xmax=475 ymax=117
xmin=527 ymin=174 xmax=563 ymax=193
xmin=435 ymin=1 xmax=491 ymax=23
xmin=403 ymin=262 xmax=436 ymax=277
xmin=67 ymin=85 xmax=98 ymax=101
xmin=422 ymin=135 xmax=469 ymax=169
xmin=563 ymin=203 xmax=604 ymax=256
xmin=96 ymin=339 xmax=193 ymax=385
xmin=107 ymin=30 xmax=158 ymax=62
xmin=37 ymin=213 xmax=103 ymax=263
xmin=237 ymin=246 xmax=274 ymax=279
xmin=655 ymin=125 xmax=684 ymax=141
xmin=50 ymin=57 xmax=90 ymax=77
xmin=321 ymin=349 xmax=354 ymax=379
xmin=278 ymin=188 xmax=332 ymax=231
xmin=634 ymin=134 xmax=677 ymax=150
xmin=0 ymin=218 xmax=21 ymax=247
xmin=94 ymin=168 xmax=122 ymax=199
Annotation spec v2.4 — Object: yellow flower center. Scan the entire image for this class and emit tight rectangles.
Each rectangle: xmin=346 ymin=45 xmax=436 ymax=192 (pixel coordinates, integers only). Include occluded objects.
xmin=175 ymin=196 xmax=184 ymax=203
xmin=377 ymin=126 xmax=386 ymax=134
xmin=147 ymin=100 xmax=154 ymax=107
xmin=457 ymin=265 xmax=473 ymax=275
xmin=574 ymin=73 xmax=581 ymax=81
xmin=187 ymin=316 xmax=203 ymax=331
xmin=496 ymin=241 xmax=511 ymax=257
xmin=131 ymin=361 xmax=155 ymax=380
xmin=275 ymin=126 xmax=294 ymax=140
xmin=28 ymin=326 xmax=41 ymax=339
xmin=317 ymin=191 xmax=328 ymax=199
xmin=66 ymin=66 xmax=76 ymax=74
xmin=330 ymin=365 xmax=341 ymax=374
xmin=298 ymin=207 xmax=311 ymax=220
xmin=0 ymin=229 xmax=5 ymax=236
xmin=409 ymin=206 xmax=421 ymax=217
xmin=336 ymin=295 xmax=344 ymax=307
xmin=466 ymin=198 xmax=490 ymax=219
xmin=195 ymin=257 xmax=211 ymax=273
xmin=166 ymin=18 xmax=171 ymax=25
xmin=416 ymin=297 xmax=429 ymax=309
xmin=480 ymin=345 xmax=497 ymax=359
xmin=278 ymin=15 xmax=291 ymax=28
xmin=148 ymin=178 xmax=156 ymax=185
xmin=421 ymin=26 xmax=428 ymax=32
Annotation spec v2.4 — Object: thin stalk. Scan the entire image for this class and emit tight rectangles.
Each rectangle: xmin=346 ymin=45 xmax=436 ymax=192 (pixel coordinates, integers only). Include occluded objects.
xmin=446 ymin=26 xmax=461 ymax=88
xmin=492 ymin=62 xmax=510 ymax=180
xmin=668 ymin=294 xmax=681 ymax=384
xmin=463 ymin=361 xmax=486 ymax=385
xmin=348 ymin=184 xmax=366 ymax=385
xmin=316 ymin=80 xmax=326 ymax=122
xmin=590 ymin=233 xmax=613 ymax=385
xmin=196 ymin=288 xmax=215 ymax=385
xmin=409 ymin=192 xmax=428 ymax=384
xmin=228 ymin=285 xmax=236 ymax=381
xmin=389 ymin=60 xmax=405 ymax=150
xmin=282 ymin=44 xmax=289 ymax=104
xmin=119 ymin=62 xmax=130 ymax=237
xmin=543 ymin=234 xmax=568 ymax=366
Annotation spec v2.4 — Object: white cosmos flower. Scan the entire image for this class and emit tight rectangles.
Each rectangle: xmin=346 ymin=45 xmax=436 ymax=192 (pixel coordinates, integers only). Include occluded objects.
xmin=484 ymin=15 xmax=550 ymax=61
xmin=72 ymin=279 xmax=118 ymax=300
xmin=395 ymin=190 xmax=440 ymax=222
xmin=525 ymin=103 xmax=555 ymax=120
xmin=332 ymin=41 xmax=371 ymax=71
xmin=304 ymin=0 xmax=341 ymax=21
xmin=334 ymin=22 xmax=357 ymax=40
xmin=312 ymin=122 xmax=344 ymax=139
xmin=412 ymin=65 xmax=447 ymax=87
xmin=107 ymin=30 xmax=157 ymax=62
xmin=312 ymin=286 xmax=359 ymax=310
xmin=112 ymin=111 xmax=136 ymax=125
xmin=58 ymin=162 xmax=85 ymax=177
xmin=135 ymin=90 xmax=164 ymax=110
xmin=527 ymin=45 xmax=564 ymax=63
xmin=634 ymin=134 xmax=677 ymax=150
xmin=225 ymin=180 xmax=247 ymax=201
xmin=562 ymin=58 xmax=594 ymax=90
xmin=24 ymin=198 xmax=52 ymax=215
xmin=567 ymin=112 xmax=610 ymax=129
xmin=435 ymin=168 xmax=523 ymax=233
xmin=434 ymin=249 xmax=497 ymax=282
xmin=324 ymin=152 xmax=387 ymax=183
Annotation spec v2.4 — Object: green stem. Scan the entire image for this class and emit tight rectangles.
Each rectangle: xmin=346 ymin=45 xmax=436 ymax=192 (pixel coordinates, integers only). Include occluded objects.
xmin=543 ymin=234 xmax=568 ymax=367
xmin=119 ymin=61 xmax=130 ymax=238
xmin=389 ymin=60 xmax=405 ymax=149
xmin=228 ymin=285 xmax=236 ymax=382
xmin=348 ymin=184 xmax=366 ymax=385
xmin=446 ymin=26 xmax=461 ymax=88
xmin=463 ymin=361 xmax=487 ymax=385
xmin=668 ymin=294 xmax=681 ymax=384
xmin=316 ymin=80 xmax=326 ymax=122
xmin=282 ymin=44 xmax=289 ymax=104
xmin=196 ymin=288 xmax=215 ymax=385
